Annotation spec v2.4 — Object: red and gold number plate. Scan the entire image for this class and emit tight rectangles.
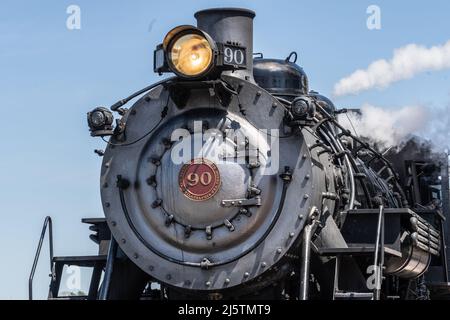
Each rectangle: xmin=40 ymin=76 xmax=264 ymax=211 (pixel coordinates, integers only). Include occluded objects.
xmin=178 ymin=158 xmax=221 ymax=201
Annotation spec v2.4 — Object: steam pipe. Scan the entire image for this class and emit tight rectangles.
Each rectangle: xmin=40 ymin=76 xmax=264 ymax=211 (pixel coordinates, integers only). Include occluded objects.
xmin=299 ymin=210 xmax=319 ymax=300
xmin=299 ymin=223 xmax=313 ymax=300
xmin=321 ymin=122 xmax=355 ymax=210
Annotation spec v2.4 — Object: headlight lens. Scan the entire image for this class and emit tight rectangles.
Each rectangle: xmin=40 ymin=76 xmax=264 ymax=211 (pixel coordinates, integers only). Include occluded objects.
xmin=90 ymin=111 xmax=106 ymax=127
xmin=168 ymin=33 xmax=213 ymax=77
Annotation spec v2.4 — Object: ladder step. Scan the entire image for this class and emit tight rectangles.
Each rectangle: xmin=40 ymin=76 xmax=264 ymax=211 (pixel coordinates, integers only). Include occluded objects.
xmin=334 ymin=292 xmax=374 ymax=300
xmin=53 ymin=255 xmax=107 ymax=267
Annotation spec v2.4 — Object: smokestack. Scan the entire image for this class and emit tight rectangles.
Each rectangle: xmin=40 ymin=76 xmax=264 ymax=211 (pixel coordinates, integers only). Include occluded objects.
xmin=195 ymin=8 xmax=256 ymax=83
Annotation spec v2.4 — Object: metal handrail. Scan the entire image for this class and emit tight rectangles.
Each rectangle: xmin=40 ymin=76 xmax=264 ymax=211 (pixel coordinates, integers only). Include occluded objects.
xmin=373 ymin=205 xmax=385 ymax=300
xmin=28 ymin=216 xmax=54 ymax=300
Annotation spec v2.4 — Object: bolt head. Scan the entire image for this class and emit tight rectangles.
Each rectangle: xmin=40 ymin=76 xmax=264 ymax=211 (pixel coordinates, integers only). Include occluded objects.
xmin=244 ymin=272 xmax=250 ymax=278
xmin=205 ymin=281 xmax=211 ymax=287
xmin=276 ymin=248 xmax=282 ymax=254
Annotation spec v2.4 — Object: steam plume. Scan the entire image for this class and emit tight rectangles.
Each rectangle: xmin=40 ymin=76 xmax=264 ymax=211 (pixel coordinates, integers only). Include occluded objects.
xmin=334 ymin=40 xmax=450 ymax=96
xmin=337 ymin=103 xmax=450 ymax=150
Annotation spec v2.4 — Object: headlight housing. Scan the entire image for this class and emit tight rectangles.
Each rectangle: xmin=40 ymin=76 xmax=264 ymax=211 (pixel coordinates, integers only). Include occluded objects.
xmin=167 ymin=31 xmax=214 ymax=77
xmin=291 ymin=97 xmax=316 ymax=120
xmin=87 ymin=107 xmax=114 ymax=137
xmin=154 ymin=25 xmax=247 ymax=80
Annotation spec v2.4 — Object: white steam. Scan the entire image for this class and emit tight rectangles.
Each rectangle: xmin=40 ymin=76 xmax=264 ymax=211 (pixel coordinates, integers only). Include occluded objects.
xmin=338 ymin=104 xmax=430 ymax=149
xmin=334 ymin=40 xmax=450 ymax=96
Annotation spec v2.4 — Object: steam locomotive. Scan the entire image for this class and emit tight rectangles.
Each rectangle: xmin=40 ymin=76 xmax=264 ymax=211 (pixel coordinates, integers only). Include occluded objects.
xmin=31 ymin=8 xmax=450 ymax=300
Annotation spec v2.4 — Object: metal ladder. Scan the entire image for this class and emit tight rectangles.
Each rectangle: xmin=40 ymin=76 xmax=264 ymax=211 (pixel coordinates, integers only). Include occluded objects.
xmin=332 ymin=205 xmax=385 ymax=300
xmin=29 ymin=217 xmax=108 ymax=300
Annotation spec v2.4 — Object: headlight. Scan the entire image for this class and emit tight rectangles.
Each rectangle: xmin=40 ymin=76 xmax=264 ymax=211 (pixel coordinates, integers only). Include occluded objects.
xmin=168 ymin=33 xmax=213 ymax=77
xmin=156 ymin=25 xmax=217 ymax=79
xmin=291 ymin=97 xmax=315 ymax=120
xmin=90 ymin=110 xmax=106 ymax=127
xmin=154 ymin=25 xmax=248 ymax=79
xmin=87 ymin=107 xmax=114 ymax=137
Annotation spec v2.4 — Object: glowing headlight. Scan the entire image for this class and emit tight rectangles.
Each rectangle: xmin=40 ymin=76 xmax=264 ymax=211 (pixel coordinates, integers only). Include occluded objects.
xmin=157 ymin=26 xmax=217 ymax=78
xmin=154 ymin=25 xmax=247 ymax=79
xmin=168 ymin=33 xmax=213 ymax=77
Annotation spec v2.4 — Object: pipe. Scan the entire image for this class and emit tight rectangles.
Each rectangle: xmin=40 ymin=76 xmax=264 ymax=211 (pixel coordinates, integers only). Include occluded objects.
xmin=299 ymin=220 xmax=315 ymax=300
xmin=110 ymin=76 xmax=176 ymax=111
xmin=326 ymin=126 xmax=356 ymax=210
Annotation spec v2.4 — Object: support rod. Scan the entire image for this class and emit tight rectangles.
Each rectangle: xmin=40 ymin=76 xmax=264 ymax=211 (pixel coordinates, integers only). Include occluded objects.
xmin=99 ymin=237 xmax=118 ymax=300
xmin=373 ymin=205 xmax=384 ymax=300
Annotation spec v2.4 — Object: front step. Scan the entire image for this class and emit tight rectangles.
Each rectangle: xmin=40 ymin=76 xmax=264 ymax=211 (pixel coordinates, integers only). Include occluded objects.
xmin=334 ymin=291 xmax=374 ymax=300
xmin=48 ymin=296 xmax=88 ymax=301
xmin=53 ymin=255 xmax=107 ymax=267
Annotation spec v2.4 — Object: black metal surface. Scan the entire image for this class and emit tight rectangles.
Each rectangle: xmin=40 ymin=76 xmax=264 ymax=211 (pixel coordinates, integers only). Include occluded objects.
xmin=82 ymin=218 xmax=111 ymax=244
xmin=441 ymin=155 xmax=450 ymax=281
xmin=52 ymin=255 xmax=107 ymax=267
xmin=341 ymin=208 xmax=402 ymax=252
xmin=99 ymin=238 xmax=118 ymax=300
xmin=253 ymin=56 xmax=309 ymax=96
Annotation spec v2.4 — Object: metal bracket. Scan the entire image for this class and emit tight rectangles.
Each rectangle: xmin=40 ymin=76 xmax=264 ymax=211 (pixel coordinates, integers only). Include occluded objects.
xmin=221 ymin=196 xmax=261 ymax=208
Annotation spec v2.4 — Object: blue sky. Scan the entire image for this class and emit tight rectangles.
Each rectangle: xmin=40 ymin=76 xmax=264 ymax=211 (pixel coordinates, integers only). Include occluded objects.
xmin=0 ymin=0 xmax=449 ymax=299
